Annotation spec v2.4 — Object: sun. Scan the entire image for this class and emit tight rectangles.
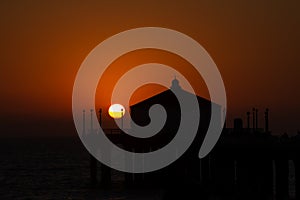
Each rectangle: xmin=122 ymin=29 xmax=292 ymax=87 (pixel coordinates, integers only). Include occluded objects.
xmin=108 ymin=104 xmax=125 ymax=119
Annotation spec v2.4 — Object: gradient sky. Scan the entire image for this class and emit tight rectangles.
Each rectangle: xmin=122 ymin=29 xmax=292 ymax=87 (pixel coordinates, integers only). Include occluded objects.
xmin=1 ymin=0 xmax=299 ymax=136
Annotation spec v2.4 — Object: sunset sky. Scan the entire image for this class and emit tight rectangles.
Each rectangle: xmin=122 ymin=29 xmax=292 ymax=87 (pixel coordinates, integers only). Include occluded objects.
xmin=1 ymin=0 xmax=299 ymax=136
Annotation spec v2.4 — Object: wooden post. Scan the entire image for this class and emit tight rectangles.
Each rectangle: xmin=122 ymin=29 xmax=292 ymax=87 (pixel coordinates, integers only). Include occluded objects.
xmin=100 ymin=163 xmax=111 ymax=188
xmin=89 ymin=109 xmax=97 ymax=186
xmin=275 ymin=159 xmax=289 ymax=200
xmin=90 ymin=155 xmax=97 ymax=186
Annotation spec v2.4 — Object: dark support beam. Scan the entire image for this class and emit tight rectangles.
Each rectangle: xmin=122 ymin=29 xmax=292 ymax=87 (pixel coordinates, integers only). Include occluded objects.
xmin=252 ymin=108 xmax=256 ymax=132
xmin=90 ymin=155 xmax=97 ymax=186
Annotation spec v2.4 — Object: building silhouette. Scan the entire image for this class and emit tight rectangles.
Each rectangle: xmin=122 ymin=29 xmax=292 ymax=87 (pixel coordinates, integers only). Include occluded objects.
xmin=88 ymin=78 xmax=300 ymax=200
xmin=127 ymin=77 xmax=221 ymax=153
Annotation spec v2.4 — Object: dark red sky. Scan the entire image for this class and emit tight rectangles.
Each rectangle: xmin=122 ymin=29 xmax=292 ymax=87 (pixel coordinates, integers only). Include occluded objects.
xmin=0 ymin=1 xmax=299 ymax=136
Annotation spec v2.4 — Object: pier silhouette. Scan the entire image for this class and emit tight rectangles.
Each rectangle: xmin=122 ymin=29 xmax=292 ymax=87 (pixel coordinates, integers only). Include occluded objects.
xmin=84 ymin=79 xmax=300 ymax=200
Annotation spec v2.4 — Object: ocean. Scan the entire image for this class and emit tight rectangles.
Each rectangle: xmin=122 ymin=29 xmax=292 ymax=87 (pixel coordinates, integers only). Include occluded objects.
xmin=0 ymin=137 xmax=296 ymax=200
xmin=0 ymin=137 xmax=162 ymax=200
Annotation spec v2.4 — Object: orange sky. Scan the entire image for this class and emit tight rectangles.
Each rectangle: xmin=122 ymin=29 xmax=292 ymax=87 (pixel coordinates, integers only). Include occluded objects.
xmin=95 ymin=48 xmax=209 ymax=128
xmin=1 ymin=1 xmax=299 ymax=136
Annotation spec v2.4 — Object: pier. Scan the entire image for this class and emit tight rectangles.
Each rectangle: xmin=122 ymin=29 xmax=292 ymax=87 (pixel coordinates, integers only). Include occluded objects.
xmin=88 ymin=128 xmax=300 ymax=200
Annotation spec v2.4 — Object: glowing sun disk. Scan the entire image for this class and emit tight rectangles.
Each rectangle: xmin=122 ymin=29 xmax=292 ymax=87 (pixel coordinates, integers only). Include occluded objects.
xmin=108 ymin=104 xmax=125 ymax=119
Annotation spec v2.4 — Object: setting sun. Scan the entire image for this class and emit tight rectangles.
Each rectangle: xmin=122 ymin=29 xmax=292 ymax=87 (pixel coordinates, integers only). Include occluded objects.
xmin=108 ymin=104 xmax=125 ymax=119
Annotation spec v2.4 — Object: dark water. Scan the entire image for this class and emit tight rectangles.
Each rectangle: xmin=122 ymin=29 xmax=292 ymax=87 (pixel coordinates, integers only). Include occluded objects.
xmin=0 ymin=137 xmax=162 ymax=200
xmin=0 ymin=137 xmax=296 ymax=200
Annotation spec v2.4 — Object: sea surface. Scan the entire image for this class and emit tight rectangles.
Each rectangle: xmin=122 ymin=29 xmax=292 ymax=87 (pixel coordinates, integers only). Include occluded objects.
xmin=0 ymin=137 xmax=163 ymax=200
xmin=0 ymin=137 xmax=296 ymax=200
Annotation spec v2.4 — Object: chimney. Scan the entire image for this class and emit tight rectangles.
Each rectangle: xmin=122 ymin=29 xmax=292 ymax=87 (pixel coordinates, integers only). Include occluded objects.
xmin=90 ymin=109 xmax=94 ymax=133
xmin=83 ymin=109 xmax=86 ymax=136
xmin=223 ymin=108 xmax=226 ymax=129
xmin=265 ymin=108 xmax=269 ymax=133
xmin=255 ymin=109 xmax=258 ymax=130
xmin=247 ymin=111 xmax=250 ymax=129
xmin=252 ymin=108 xmax=255 ymax=132
xmin=121 ymin=108 xmax=124 ymax=129
xmin=99 ymin=108 xmax=102 ymax=127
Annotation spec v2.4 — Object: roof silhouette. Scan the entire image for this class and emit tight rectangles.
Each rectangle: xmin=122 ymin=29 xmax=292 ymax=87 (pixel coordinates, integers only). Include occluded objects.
xmin=128 ymin=78 xmax=222 ymax=153
xmin=131 ymin=78 xmax=220 ymax=109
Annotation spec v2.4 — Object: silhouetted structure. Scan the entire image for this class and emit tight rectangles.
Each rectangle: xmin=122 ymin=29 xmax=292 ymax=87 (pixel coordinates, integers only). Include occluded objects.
xmin=265 ymin=108 xmax=269 ymax=133
xmin=87 ymin=78 xmax=299 ymax=200
xmin=128 ymin=77 xmax=221 ymax=152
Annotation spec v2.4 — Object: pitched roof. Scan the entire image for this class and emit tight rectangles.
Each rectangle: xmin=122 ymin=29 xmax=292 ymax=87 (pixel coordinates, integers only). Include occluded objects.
xmin=130 ymin=79 xmax=220 ymax=109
